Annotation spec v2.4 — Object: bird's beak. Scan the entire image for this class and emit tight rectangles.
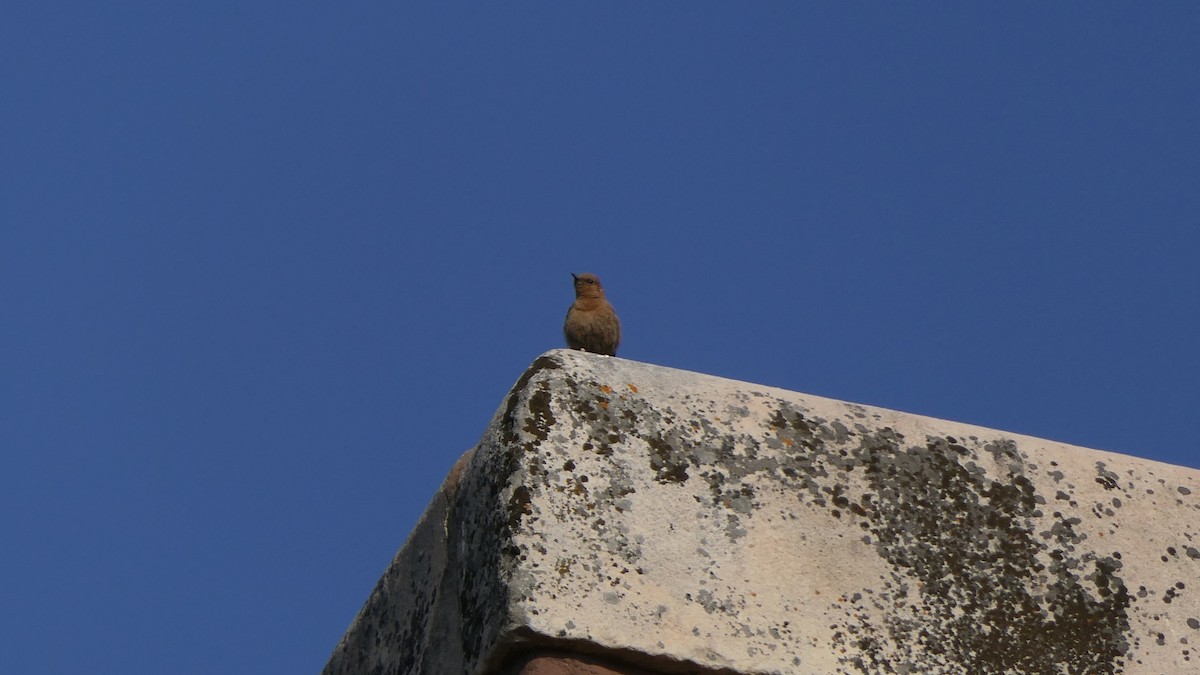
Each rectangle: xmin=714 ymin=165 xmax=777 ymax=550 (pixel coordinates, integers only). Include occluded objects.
xmin=571 ymin=273 xmax=579 ymax=281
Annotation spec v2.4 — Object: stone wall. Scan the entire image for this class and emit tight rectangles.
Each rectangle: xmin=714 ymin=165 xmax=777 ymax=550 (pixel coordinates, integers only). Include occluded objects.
xmin=323 ymin=349 xmax=1200 ymax=674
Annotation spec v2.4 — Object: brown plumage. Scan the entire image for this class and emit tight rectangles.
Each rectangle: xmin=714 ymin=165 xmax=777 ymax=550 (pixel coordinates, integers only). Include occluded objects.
xmin=563 ymin=273 xmax=621 ymax=356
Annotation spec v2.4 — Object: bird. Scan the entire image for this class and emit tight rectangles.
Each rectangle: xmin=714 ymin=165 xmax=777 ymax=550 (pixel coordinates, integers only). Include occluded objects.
xmin=563 ymin=273 xmax=621 ymax=356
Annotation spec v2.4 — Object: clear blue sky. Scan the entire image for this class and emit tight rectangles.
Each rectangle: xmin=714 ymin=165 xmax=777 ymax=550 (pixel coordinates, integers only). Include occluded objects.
xmin=3 ymin=3 xmax=1198 ymax=673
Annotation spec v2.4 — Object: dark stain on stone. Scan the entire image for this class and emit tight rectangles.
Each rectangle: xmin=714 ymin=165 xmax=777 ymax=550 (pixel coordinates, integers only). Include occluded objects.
xmin=501 ymin=356 xmax=561 ymax=445
xmin=524 ymin=388 xmax=555 ymax=443
xmin=646 ymin=433 xmax=690 ymax=484
xmin=1096 ymin=462 xmax=1121 ymax=491
xmin=509 ymin=484 xmax=533 ymax=531
xmin=755 ymin=402 xmax=1132 ymax=674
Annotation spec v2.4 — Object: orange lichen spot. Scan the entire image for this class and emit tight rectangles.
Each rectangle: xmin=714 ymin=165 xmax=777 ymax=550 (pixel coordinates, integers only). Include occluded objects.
xmin=598 ymin=399 xmax=609 ymax=410
xmin=782 ymin=437 xmax=794 ymax=447
xmin=599 ymin=384 xmax=613 ymax=393
xmin=627 ymin=383 xmax=638 ymax=393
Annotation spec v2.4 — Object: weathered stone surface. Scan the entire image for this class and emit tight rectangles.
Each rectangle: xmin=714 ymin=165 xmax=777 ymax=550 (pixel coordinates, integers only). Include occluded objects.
xmin=324 ymin=349 xmax=1200 ymax=674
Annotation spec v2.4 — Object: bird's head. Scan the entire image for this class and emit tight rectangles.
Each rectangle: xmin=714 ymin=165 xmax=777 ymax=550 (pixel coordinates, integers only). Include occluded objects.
xmin=571 ymin=272 xmax=605 ymax=299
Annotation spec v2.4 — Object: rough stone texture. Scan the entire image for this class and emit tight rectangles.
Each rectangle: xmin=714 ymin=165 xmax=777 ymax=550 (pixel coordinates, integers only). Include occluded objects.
xmin=323 ymin=349 xmax=1200 ymax=675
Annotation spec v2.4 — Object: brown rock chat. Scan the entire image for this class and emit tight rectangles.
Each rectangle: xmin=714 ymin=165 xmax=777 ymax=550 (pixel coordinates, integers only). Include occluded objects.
xmin=563 ymin=273 xmax=620 ymax=356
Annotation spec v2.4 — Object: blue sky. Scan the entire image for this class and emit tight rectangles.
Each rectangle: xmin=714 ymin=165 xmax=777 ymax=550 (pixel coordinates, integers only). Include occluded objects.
xmin=3 ymin=3 xmax=1199 ymax=673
